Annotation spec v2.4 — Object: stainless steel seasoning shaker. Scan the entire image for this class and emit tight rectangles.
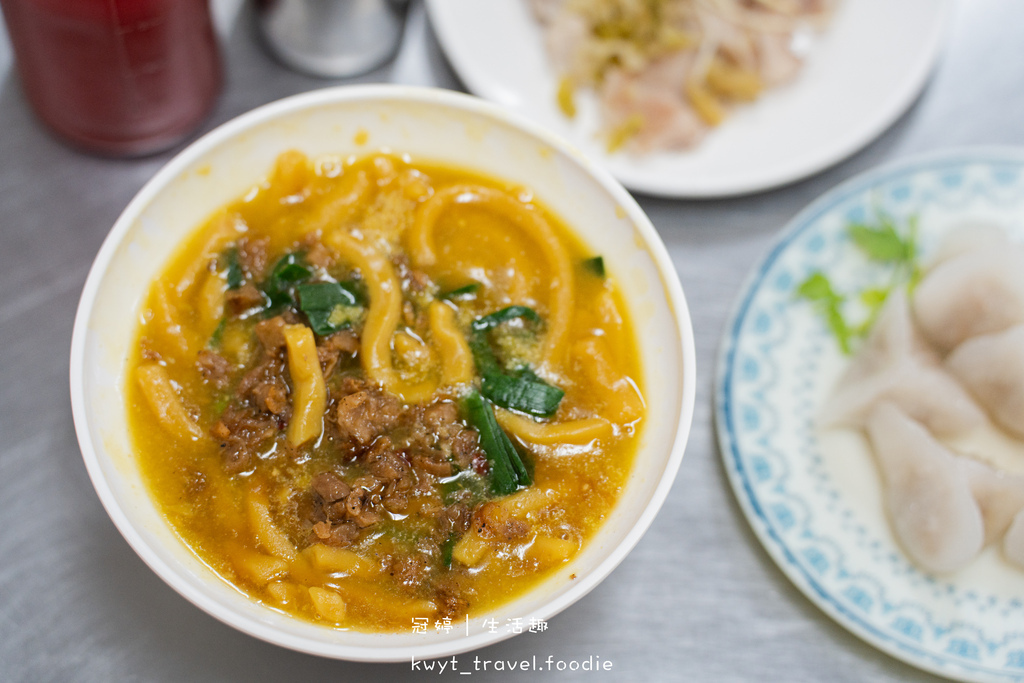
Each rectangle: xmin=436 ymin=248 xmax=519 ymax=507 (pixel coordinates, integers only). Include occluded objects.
xmin=256 ymin=0 xmax=409 ymax=78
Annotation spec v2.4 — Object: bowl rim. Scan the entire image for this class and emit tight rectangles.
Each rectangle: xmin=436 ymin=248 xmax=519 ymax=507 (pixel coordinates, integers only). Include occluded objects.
xmin=68 ymin=83 xmax=697 ymax=662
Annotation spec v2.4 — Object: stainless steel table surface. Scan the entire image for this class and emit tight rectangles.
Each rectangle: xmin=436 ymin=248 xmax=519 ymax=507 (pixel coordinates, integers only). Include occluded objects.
xmin=2 ymin=1 xmax=1021 ymax=681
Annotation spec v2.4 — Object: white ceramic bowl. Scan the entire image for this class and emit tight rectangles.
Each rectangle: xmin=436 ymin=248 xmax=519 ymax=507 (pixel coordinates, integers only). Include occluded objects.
xmin=69 ymin=85 xmax=696 ymax=662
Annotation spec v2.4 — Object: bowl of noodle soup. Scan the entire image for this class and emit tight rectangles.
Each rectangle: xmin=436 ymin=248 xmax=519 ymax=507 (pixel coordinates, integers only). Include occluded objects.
xmin=70 ymin=85 xmax=695 ymax=660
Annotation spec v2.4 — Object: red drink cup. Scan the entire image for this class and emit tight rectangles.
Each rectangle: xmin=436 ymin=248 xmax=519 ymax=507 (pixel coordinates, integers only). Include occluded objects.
xmin=1 ymin=0 xmax=222 ymax=156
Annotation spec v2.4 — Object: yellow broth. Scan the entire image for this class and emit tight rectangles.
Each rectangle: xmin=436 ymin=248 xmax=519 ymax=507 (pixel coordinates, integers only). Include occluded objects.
xmin=127 ymin=151 xmax=645 ymax=631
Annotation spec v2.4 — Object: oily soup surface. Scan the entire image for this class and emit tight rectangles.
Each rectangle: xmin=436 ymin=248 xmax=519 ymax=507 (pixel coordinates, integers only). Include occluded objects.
xmin=126 ymin=152 xmax=644 ymax=631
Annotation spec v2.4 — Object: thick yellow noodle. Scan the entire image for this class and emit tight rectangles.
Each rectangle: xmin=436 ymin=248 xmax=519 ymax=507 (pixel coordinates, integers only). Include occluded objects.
xmin=303 ymin=169 xmax=372 ymax=234
xmin=323 ymin=229 xmax=438 ymax=402
xmin=408 ymin=185 xmax=575 ymax=370
xmin=283 ymin=324 xmax=326 ymax=446
xmin=428 ymin=301 xmax=475 ymax=387
xmin=495 ymin=408 xmax=612 ymax=445
xmin=247 ymin=487 xmax=298 ymax=560
xmin=136 ymin=364 xmax=206 ymax=441
xmin=574 ymin=337 xmax=644 ymax=423
xmin=174 ymin=210 xmax=241 ymax=298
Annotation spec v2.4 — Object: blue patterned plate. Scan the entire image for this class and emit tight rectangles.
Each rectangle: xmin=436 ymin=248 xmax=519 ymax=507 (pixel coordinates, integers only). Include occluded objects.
xmin=716 ymin=148 xmax=1024 ymax=682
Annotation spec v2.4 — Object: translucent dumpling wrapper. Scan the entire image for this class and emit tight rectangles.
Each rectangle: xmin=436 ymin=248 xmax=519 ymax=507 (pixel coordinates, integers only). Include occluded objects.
xmin=924 ymin=221 xmax=1009 ymax=269
xmin=912 ymin=243 xmax=1024 ymax=354
xmin=865 ymin=401 xmax=985 ymax=574
xmin=947 ymin=324 xmax=1024 ymax=440
xmin=1004 ymin=508 xmax=1024 ymax=570
xmin=956 ymin=455 xmax=1024 ymax=546
xmin=820 ymin=290 xmax=986 ymax=438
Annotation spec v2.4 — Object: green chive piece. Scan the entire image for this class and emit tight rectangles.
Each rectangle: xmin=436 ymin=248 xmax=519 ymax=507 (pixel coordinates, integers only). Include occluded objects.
xmin=467 ymin=305 xmax=564 ymax=416
xmin=480 ymin=373 xmax=564 ymax=418
xmin=224 ymin=248 xmax=244 ymax=290
xmin=463 ymin=390 xmax=528 ymax=495
xmin=471 ymin=306 xmax=541 ymax=333
xmin=296 ymin=281 xmax=364 ymax=336
xmin=439 ymin=282 xmax=480 ymax=300
xmin=441 ymin=533 xmax=457 ymax=569
xmin=582 ymin=256 xmax=605 ymax=278
xmin=261 ymin=252 xmax=312 ymax=316
xmin=209 ymin=318 xmax=227 ymax=348
xmin=467 ymin=331 xmax=503 ymax=378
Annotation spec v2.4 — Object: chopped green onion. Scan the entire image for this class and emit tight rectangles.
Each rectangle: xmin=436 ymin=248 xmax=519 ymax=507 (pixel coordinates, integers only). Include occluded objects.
xmin=468 ymin=334 xmax=564 ymax=416
xmin=471 ymin=305 xmax=541 ymax=332
xmin=439 ymin=282 xmax=480 ymax=300
xmin=223 ymin=248 xmax=244 ymax=289
xmin=467 ymin=331 xmax=503 ymax=378
xmin=516 ymin=366 xmax=545 ymax=384
xmin=211 ymin=393 xmax=231 ymax=416
xmin=582 ymin=256 xmax=605 ymax=278
xmin=272 ymin=262 xmax=311 ymax=287
xmin=209 ymin=318 xmax=226 ymax=348
xmin=334 ymin=278 xmax=368 ymax=306
xmin=441 ymin=533 xmax=457 ymax=569
xmin=467 ymin=305 xmax=564 ymax=416
xmin=463 ymin=390 xmax=530 ymax=495
xmin=481 ymin=373 xmax=564 ymax=418
xmin=261 ymin=252 xmax=312 ymax=316
xmin=503 ymin=422 xmax=531 ymax=487
xmin=297 ymin=281 xmax=359 ymax=310
xmin=296 ymin=281 xmax=363 ymax=336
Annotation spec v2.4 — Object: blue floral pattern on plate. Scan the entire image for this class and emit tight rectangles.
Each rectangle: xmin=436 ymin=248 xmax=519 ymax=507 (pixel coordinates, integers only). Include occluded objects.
xmin=716 ymin=149 xmax=1024 ymax=682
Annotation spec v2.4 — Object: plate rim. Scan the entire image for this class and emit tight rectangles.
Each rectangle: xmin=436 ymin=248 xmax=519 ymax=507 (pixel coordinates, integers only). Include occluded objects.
xmin=425 ymin=0 xmax=954 ymax=198
xmin=714 ymin=145 xmax=1024 ymax=682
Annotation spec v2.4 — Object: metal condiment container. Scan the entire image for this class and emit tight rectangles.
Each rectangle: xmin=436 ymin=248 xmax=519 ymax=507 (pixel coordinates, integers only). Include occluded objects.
xmin=256 ymin=0 xmax=409 ymax=78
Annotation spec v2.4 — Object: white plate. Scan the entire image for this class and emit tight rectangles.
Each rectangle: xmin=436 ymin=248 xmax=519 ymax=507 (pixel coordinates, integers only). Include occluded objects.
xmin=716 ymin=148 xmax=1024 ymax=682
xmin=425 ymin=0 xmax=951 ymax=198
